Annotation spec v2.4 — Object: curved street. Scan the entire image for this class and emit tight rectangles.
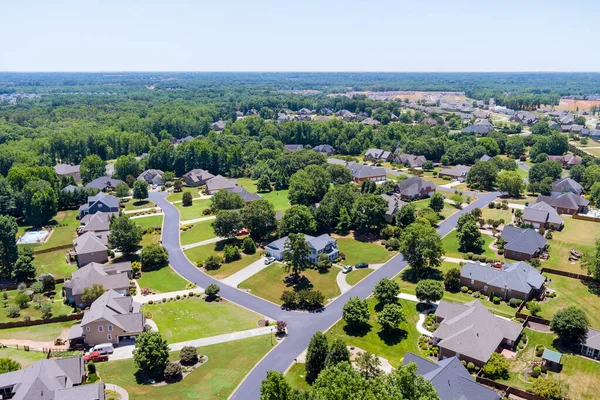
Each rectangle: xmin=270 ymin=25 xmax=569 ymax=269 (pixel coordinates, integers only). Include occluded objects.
xmin=149 ymin=189 xmax=500 ymax=399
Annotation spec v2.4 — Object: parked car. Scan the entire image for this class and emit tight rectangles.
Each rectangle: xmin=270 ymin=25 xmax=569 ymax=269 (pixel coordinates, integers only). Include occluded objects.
xmin=342 ymin=265 xmax=353 ymax=274
xmin=265 ymin=257 xmax=276 ymax=265
xmin=84 ymin=351 xmax=108 ymax=363
xmin=89 ymin=343 xmax=114 ymax=355
xmin=236 ymin=228 xmax=249 ymax=236
xmin=355 ymin=263 xmax=368 ymax=269
xmin=570 ymin=249 xmax=582 ymax=258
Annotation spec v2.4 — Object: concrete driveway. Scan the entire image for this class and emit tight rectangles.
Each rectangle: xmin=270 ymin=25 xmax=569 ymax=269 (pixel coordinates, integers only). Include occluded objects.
xmin=221 ymin=257 xmax=271 ymax=288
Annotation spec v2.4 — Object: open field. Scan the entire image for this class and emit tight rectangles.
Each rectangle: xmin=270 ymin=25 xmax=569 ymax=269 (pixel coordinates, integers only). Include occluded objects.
xmin=137 ymin=266 xmax=189 ymax=293
xmin=142 ymin=297 xmax=261 ymax=342
xmin=180 ymin=219 xmax=217 ymax=245
xmin=441 ymin=230 xmax=497 ymax=259
xmin=175 ymin=198 xmax=212 ymax=221
xmin=96 ymin=335 xmax=275 ymax=400
xmin=544 ymin=217 xmax=600 ymax=274
xmin=133 ymin=215 xmax=163 ymax=230
xmin=238 ymin=178 xmax=291 ymax=211
xmin=35 ymin=210 xmax=79 ymax=251
xmin=481 ymin=206 xmax=513 ymax=223
xmin=556 ymin=98 xmax=600 ymax=111
xmin=336 ymin=236 xmax=393 ymax=266
xmin=239 ymin=263 xmax=340 ymax=304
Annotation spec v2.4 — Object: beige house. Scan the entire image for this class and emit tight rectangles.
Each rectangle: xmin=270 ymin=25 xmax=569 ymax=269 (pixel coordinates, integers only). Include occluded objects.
xmin=63 ymin=262 xmax=132 ymax=307
xmin=69 ymin=290 xmax=145 ymax=346
xmin=72 ymin=231 xmax=108 ymax=267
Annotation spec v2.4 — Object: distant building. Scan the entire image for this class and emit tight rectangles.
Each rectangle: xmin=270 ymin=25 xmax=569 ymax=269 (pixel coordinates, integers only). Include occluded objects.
xmin=284 ymin=144 xmax=304 ymax=152
xmin=212 ymin=120 xmax=226 ymax=131
xmin=205 ymin=175 xmax=238 ymax=194
xmin=346 ymin=162 xmax=386 ymax=183
xmin=395 ymin=177 xmax=436 ymax=200
xmin=364 ymin=148 xmax=393 ymax=162
xmin=381 ymin=194 xmax=407 ymax=222
xmin=54 ymin=163 xmax=81 ymax=182
xmin=547 ymin=154 xmax=582 ymax=169
xmin=395 ymin=153 xmax=427 ymax=168
xmin=313 ymin=144 xmax=336 ymax=155
xmin=536 ymin=192 xmax=589 ymax=215
xmin=78 ymin=193 xmax=120 ymax=219
xmin=85 ymin=177 xmax=125 ymax=192
xmin=137 ymin=169 xmax=164 ymax=185
xmin=227 ymin=186 xmax=263 ymax=203
xmin=551 ymin=177 xmax=583 ymax=195
xmin=438 ymin=165 xmax=471 ymax=182
xmin=182 ymin=169 xmax=215 ymax=187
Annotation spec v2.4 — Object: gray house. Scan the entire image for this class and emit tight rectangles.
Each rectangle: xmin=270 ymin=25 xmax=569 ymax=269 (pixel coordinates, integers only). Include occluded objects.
xmin=523 ymin=201 xmax=564 ymax=230
xmin=227 ymin=186 xmax=263 ymax=203
xmin=395 ymin=153 xmax=427 ymax=168
xmin=284 ymin=144 xmax=304 ymax=152
xmin=64 ymin=261 xmax=132 ymax=307
xmin=439 ymin=165 xmax=471 ymax=182
xmin=364 ymin=148 xmax=393 ymax=162
xmin=54 ymin=163 xmax=82 ymax=182
xmin=581 ymin=328 xmax=600 ymax=360
xmin=265 ymin=234 xmax=338 ymax=264
xmin=182 ymin=169 xmax=215 ymax=187
xmin=313 ymin=144 xmax=336 ymax=155
xmin=395 ymin=177 xmax=436 ymax=200
xmin=78 ymin=193 xmax=120 ymax=218
xmin=501 ymin=226 xmax=547 ymax=261
xmin=536 ymin=192 xmax=589 ymax=215
xmin=72 ymin=232 xmax=109 ymax=267
xmin=137 ymin=169 xmax=164 ymax=185
xmin=346 ymin=162 xmax=386 ymax=183
xmin=205 ymin=175 xmax=238 ymax=194
xmin=551 ymin=177 xmax=583 ymax=195
xmin=403 ymin=353 xmax=501 ymax=400
xmin=85 ymin=177 xmax=126 ymax=191
xmin=381 ymin=194 xmax=407 ymax=223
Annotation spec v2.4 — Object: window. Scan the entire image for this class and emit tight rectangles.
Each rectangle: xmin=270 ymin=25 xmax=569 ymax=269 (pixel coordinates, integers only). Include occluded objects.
xmin=98 ymin=325 xmax=103 ymax=332
xmin=108 ymin=325 xmax=113 ymax=331
xmin=107 ymin=334 xmax=112 ymax=340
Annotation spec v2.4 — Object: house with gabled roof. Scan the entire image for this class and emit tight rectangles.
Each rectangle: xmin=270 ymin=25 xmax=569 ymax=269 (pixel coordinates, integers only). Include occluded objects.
xmin=284 ymin=144 xmax=304 ymax=152
xmin=85 ymin=177 xmax=126 ymax=192
xmin=313 ymin=144 xmax=335 ymax=155
xmin=137 ymin=169 xmax=164 ymax=185
xmin=547 ymin=154 xmax=582 ymax=169
xmin=346 ymin=162 xmax=386 ymax=183
xmin=462 ymin=125 xmax=494 ymax=134
xmin=439 ymin=165 xmax=471 ymax=182
xmin=364 ymin=148 xmax=393 ymax=162
xmin=536 ymin=192 xmax=589 ymax=215
xmin=551 ymin=177 xmax=583 ymax=195
xmin=461 ymin=261 xmax=545 ymax=301
xmin=265 ymin=234 xmax=338 ymax=264
xmin=395 ymin=153 xmax=427 ymax=168
xmin=182 ymin=169 xmax=215 ymax=187
xmin=432 ymin=300 xmax=523 ymax=367
xmin=523 ymin=201 xmax=564 ymax=230
xmin=511 ymin=111 xmax=538 ymax=125
xmin=362 ymin=117 xmax=381 ymax=126
xmin=72 ymin=232 xmax=109 ymax=267
xmin=205 ymin=175 xmax=238 ymax=194
xmin=78 ymin=212 xmax=113 ymax=243
xmin=54 ymin=163 xmax=82 ymax=183
xmin=381 ymin=194 xmax=407 ymax=222
xmin=403 ymin=353 xmax=501 ymax=400
xmin=78 ymin=193 xmax=120 ymax=218
xmin=395 ymin=177 xmax=436 ymax=200
xmin=212 ymin=120 xmax=226 ymax=131
xmin=227 ymin=186 xmax=263 ymax=203
xmin=581 ymin=328 xmax=600 ymax=360
xmin=501 ymin=226 xmax=547 ymax=261
xmin=64 ymin=261 xmax=132 ymax=307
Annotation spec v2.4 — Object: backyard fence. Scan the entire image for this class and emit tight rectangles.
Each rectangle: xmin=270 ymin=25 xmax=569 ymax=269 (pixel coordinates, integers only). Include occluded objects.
xmin=0 ymin=278 xmax=65 ymax=291
xmin=0 ymin=312 xmax=82 ymax=330
xmin=475 ymin=374 xmax=549 ymax=400
xmin=32 ymin=243 xmax=73 ymax=255
xmin=541 ymin=268 xmax=597 ymax=282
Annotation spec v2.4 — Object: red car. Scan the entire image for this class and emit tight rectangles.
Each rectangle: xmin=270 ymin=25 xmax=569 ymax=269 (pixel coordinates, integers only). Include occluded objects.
xmin=84 ymin=351 xmax=108 ymax=362
xmin=236 ymin=228 xmax=249 ymax=236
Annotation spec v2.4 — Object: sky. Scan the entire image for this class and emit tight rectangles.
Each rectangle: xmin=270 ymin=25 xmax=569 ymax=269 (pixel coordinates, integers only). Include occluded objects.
xmin=2 ymin=0 xmax=599 ymax=72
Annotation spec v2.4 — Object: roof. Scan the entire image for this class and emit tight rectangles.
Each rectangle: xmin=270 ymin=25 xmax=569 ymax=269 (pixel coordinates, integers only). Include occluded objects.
xmin=433 ymin=300 xmax=523 ymax=364
xmin=80 ymin=289 xmax=144 ymax=333
xmin=73 ymin=232 xmax=108 ymax=255
xmin=551 ymin=177 xmax=584 ymax=195
xmin=523 ymin=202 xmax=564 ymax=226
xmin=403 ymin=353 xmax=501 ymax=400
xmin=397 ymin=153 xmax=427 ymax=168
xmin=85 ymin=177 xmax=125 ymax=190
xmin=205 ymin=175 xmax=237 ymax=192
xmin=395 ymin=177 xmax=435 ymax=197
xmin=542 ymin=348 xmax=562 ymax=364
xmin=284 ymin=144 xmax=304 ymax=152
xmin=583 ymin=328 xmax=600 ymax=351
xmin=461 ymin=261 xmax=546 ymax=294
xmin=227 ymin=186 xmax=263 ymax=203
xmin=364 ymin=148 xmax=390 ymax=159
xmin=88 ymin=192 xmax=120 ymax=209
xmin=62 ymin=184 xmax=82 ymax=193
xmin=313 ymin=144 xmax=335 ymax=154
xmin=439 ymin=164 xmax=471 ymax=177
xmin=462 ymin=125 xmax=493 ymax=134
xmin=212 ymin=120 xmax=226 ymax=131
xmin=346 ymin=162 xmax=386 ymax=179
xmin=537 ymin=192 xmax=589 ymax=211
xmin=501 ymin=226 xmax=547 ymax=255
xmin=267 ymin=233 xmax=335 ymax=252
xmin=54 ymin=164 xmax=80 ymax=175
xmin=137 ymin=169 xmax=164 ymax=184
xmin=182 ymin=169 xmax=215 ymax=184
xmin=80 ymin=212 xmax=112 ymax=233
xmin=381 ymin=194 xmax=407 ymax=216
xmin=64 ymin=262 xmax=131 ymax=296
xmin=480 ymin=154 xmax=492 ymax=162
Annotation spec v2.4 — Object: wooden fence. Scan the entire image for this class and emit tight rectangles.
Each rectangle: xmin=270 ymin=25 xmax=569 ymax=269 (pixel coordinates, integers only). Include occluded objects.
xmin=0 ymin=278 xmax=65 ymax=291
xmin=0 ymin=312 xmax=82 ymax=330
xmin=573 ymin=214 xmax=600 ymax=223
xmin=541 ymin=267 xmax=596 ymax=282
xmin=475 ymin=374 xmax=549 ymax=400
xmin=32 ymin=243 xmax=73 ymax=255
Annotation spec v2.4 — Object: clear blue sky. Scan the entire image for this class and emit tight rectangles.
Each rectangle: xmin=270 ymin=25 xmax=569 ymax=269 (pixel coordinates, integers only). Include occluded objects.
xmin=2 ymin=0 xmax=599 ymax=72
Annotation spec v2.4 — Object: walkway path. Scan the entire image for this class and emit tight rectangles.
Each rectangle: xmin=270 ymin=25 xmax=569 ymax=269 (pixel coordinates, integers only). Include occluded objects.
xmin=129 ymin=212 xmax=163 ymax=220
xmin=221 ymin=257 xmax=270 ymax=288
xmin=181 ymin=236 xmax=223 ymax=251
xmin=440 ymin=180 xmax=461 ymax=188
xmin=180 ymin=215 xmax=216 ymax=225
xmin=335 ymin=269 xmax=352 ymax=294
xmin=104 ymin=384 xmax=129 ymax=400
xmin=123 ymin=207 xmax=160 ymax=214
xmin=133 ymin=287 xmax=204 ymax=304
xmin=110 ymin=326 xmax=274 ymax=361
xmin=442 ymin=256 xmax=464 ymax=264
xmin=171 ymin=195 xmax=210 ymax=205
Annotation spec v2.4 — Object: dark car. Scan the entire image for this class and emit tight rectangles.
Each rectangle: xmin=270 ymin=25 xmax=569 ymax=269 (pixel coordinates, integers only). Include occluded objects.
xmin=355 ymin=263 xmax=368 ymax=269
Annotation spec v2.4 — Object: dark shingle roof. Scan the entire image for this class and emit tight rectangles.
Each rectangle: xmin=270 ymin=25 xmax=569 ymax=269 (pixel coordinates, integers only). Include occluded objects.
xmin=461 ymin=261 xmax=545 ymax=294
xmin=501 ymin=226 xmax=547 ymax=255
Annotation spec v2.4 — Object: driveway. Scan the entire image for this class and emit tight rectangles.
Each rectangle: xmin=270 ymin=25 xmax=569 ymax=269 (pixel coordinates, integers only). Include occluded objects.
xmin=221 ymin=257 xmax=270 ymax=288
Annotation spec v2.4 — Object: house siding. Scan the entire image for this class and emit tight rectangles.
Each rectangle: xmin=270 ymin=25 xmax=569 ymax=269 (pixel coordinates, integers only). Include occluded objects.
xmin=459 ymin=276 xmax=531 ymax=301
xmin=82 ymin=320 xmax=143 ymax=345
xmin=77 ymin=251 xmax=109 ymax=267
xmin=504 ymin=249 xmax=535 ymax=261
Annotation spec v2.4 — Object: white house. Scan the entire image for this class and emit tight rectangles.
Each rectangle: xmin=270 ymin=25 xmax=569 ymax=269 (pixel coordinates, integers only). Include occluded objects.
xmin=265 ymin=234 xmax=339 ymax=264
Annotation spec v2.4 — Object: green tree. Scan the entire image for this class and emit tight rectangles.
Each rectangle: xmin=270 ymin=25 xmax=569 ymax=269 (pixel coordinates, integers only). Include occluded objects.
xmin=109 ymin=214 xmax=143 ymax=254
xmin=582 ymin=238 xmax=600 ymax=280
xmin=14 ymin=293 xmax=29 ymax=309
xmin=12 ymin=253 xmax=36 ymax=282
xmin=326 ymin=164 xmax=353 ymax=184
xmin=449 ymin=192 xmax=464 ymax=208
xmin=325 ymin=339 xmax=350 ymax=368
xmin=497 ymin=170 xmax=525 ymax=197
xmin=533 ymin=377 xmax=564 ymax=400
xmin=283 ymin=233 xmax=311 ymax=276
xmin=569 ymin=164 xmax=585 ymax=183
xmin=384 ymin=361 xmax=439 ymax=399
xmin=444 ymin=267 xmax=461 ymax=292
xmin=395 ymin=203 xmax=416 ymax=228
xmin=342 ymin=297 xmax=370 ymax=328
xmin=310 ymin=362 xmax=372 ymax=399
xmin=415 ymin=279 xmax=444 ymax=303
xmin=23 ymin=180 xmax=58 ymax=225
xmin=242 ymin=200 xmax=277 ymax=239
xmin=550 ymin=306 xmax=589 ymax=343
xmin=133 ymin=180 xmax=148 ymax=200
xmin=335 ymin=206 xmax=351 ymax=235
xmin=506 ymin=135 xmax=525 ymax=158
xmin=204 ymin=283 xmax=220 ymax=299
xmin=212 ymin=210 xmax=243 ymax=238
xmin=456 ymin=213 xmax=484 ymax=253
xmin=373 ymin=278 xmax=400 ymax=305
xmin=133 ymin=331 xmax=170 ymax=379
xmin=288 ymin=166 xmax=330 ymax=206
xmin=305 ymin=332 xmax=329 ymax=383
xmin=80 ymin=155 xmax=106 ymax=184
xmin=466 ymin=161 xmax=498 ymax=189
xmin=81 ymin=284 xmax=105 ymax=304
xmin=352 ymin=194 xmax=387 ymax=233
xmin=482 ymin=352 xmax=509 ymax=379
xmin=260 ymin=371 xmax=292 ymax=400
xmin=279 ymin=205 xmax=317 ymax=236
xmin=115 ymin=182 xmax=130 ymax=198
xmin=529 ymin=160 xmax=562 ymax=183
xmin=378 ymin=303 xmax=405 ymax=331
xmin=114 ymin=154 xmax=141 ymax=181
xmin=0 ymin=215 xmax=18 ymax=279
xmin=140 ymin=245 xmax=169 ymax=271
xmin=256 ymin=175 xmax=272 ymax=192
xmin=399 ymin=222 xmax=443 ymax=273
xmin=355 ymin=351 xmax=381 ymax=379
xmin=0 ymin=358 xmax=21 ymax=374
xmin=478 ymin=137 xmax=500 ymax=156
xmin=211 ymin=189 xmax=245 ymax=210
xmin=182 ymin=191 xmax=193 ymax=206
xmin=583 ymin=164 xmax=600 ymax=189
xmin=429 ymin=192 xmax=445 ymax=213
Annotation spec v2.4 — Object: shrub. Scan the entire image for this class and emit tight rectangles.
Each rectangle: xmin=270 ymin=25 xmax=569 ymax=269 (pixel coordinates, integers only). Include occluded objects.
xmin=385 ymin=237 xmax=400 ymax=251
xmin=41 ymin=303 xmax=52 ymax=319
xmin=276 ymin=320 xmax=287 ymax=335
xmin=468 ymin=289 xmax=473 ymax=294
xmin=87 ymin=361 xmax=96 ymax=374
xmin=196 ymin=260 xmax=204 ymax=268
xmin=179 ymin=346 xmax=198 ymax=365
xmin=87 ymin=373 xmax=100 ymax=383
xmin=467 ymin=252 xmax=474 ymax=260
xmin=6 ymin=306 xmax=19 ymax=318
xmin=493 ymin=296 xmax=501 ymax=304
xmin=281 ymin=291 xmax=297 ymax=308
xmin=204 ymin=255 xmax=222 ymax=270
xmin=460 ymin=286 xmax=469 ymax=293
xmin=223 ymin=245 xmax=241 ymax=262
xmin=164 ymin=362 xmax=182 ymax=383
xmin=182 ymin=191 xmax=193 ymax=207
xmin=242 ymin=237 xmax=256 ymax=254
xmin=467 ymin=362 xmax=475 ymax=372
xmin=148 ymin=300 xmax=154 ymax=305
xmin=482 ymin=353 xmax=509 ymax=379
xmin=509 ymin=298 xmax=523 ymax=308
xmin=472 ymin=291 xmax=481 ymax=298
xmin=30 ymin=281 xmax=44 ymax=294
xmin=14 ymin=293 xmax=29 ymax=309
xmin=526 ymin=301 xmax=542 ymax=316
xmin=489 ymin=202 xmax=495 ymax=209
xmin=204 ymin=284 xmax=220 ymax=299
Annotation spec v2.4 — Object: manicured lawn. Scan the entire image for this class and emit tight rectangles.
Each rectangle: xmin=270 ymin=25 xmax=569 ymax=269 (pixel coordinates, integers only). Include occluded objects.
xmin=204 ymin=252 xmax=262 ymax=280
xmin=124 ymin=199 xmax=155 ymax=211
xmin=441 ymin=230 xmax=497 ymax=259
xmin=166 ymin=187 xmax=199 ymax=202
xmin=420 ymin=169 xmax=449 ymax=185
xmin=411 ymin=196 xmax=457 ymax=220
xmin=142 ymin=297 xmax=261 ymax=343
xmin=0 ymin=321 xmax=78 ymax=342
xmin=237 ymin=178 xmax=258 ymax=193
xmin=497 ymin=328 xmax=600 ymax=400
xmin=345 ymin=268 xmax=373 ymax=286
xmin=544 ymin=216 xmax=600 ymax=274
xmin=0 ymin=347 xmax=46 ymax=367
xmin=327 ymin=299 xmax=422 ymax=367
xmin=285 ymin=363 xmax=310 ymax=391
xmin=522 ymin=274 xmax=600 ymax=328
xmin=180 ymin=219 xmax=217 ymax=245
xmin=35 ymin=210 xmax=80 ymax=251
xmin=32 ymin=248 xmax=76 ymax=279
xmin=0 ymin=288 xmax=73 ymax=324
xmin=140 ymin=231 xmax=161 ymax=247
xmin=481 ymin=206 xmax=513 ymax=223
xmin=184 ymin=243 xmax=218 ymax=265
xmin=336 ymin=237 xmax=393 ymax=266
xmin=238 ymin=178 xmax=290 ymax=211
xmin=137 ymin=266 xmax=189 ymax=293
xmin=175 ymin=198 xmax=212 ymax=221
xmin=503 ymin=195 xmax=538 ymax=205
xmin=133 ymin=215 xmax=163 ymax=230
xmin=96 ymin=335 xmax=276 ymax=400
xmin=239 ymin=263 xmax=340 ymax=304
xmin=184 ymin=239 xmax=261 ymax=280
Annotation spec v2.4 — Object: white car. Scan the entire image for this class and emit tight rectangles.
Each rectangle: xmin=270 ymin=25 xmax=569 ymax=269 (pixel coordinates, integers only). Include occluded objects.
xmin=265 ymin=257 xmax=276 ymax=265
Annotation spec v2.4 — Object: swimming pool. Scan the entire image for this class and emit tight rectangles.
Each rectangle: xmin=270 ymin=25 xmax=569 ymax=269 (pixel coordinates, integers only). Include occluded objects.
xmin=17 ymin=230 xmax=50 ymax=245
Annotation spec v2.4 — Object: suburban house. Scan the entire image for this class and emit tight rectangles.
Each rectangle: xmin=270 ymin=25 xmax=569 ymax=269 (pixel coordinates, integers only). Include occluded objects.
xmin=581 ymin=328 xmax=600 ymax=360
xmin=559 ymin=113 xmax=575 ymax=125
xmin=62 ymin=184 xmax=82 ymax=193
xmin=212 ymin=120 xmax=226 ymax=131
xmin=137 ymin=169 xmax=164 ymax=185
xmin=511 ymin=111 xmax=538 ymax=125
xmin=460 ymin=261 xmax=546 ymax=301
xmin=64 ymin=261 xmax=132 ymax=307
xmin=205 ymin=175 xmax=238 ymax=194
xmin=313 ymin=144 xmax=336 ymax=155
xmin=346 ymin=162 xmax=386 ymax=183
xmin=395 ymin=153 xmax=427 ymax=168
xmin=438 ymin=165 xmax=471 ymax=182
xmin=403 ymin=353 xmax=501 ymax=400
xmin=0 ymin=357 xmax=104 ymax=400
xmin=381 ymin=193 xmax=407 ymax=223
xmin=547 ymin=120 xmax=560 ymax=130
xmin=265 ymin=234 xmax=338 ymax=264
xmin=547 ymin=154 xmax=582 ymax=169
xmin=362 ymin=117 xmax=381 ymax=126
xmin=536 ymin=192 xmax=589 ymax=215
xmin=227 ymin=186 xmax=263 ymax=203
xmin=173 ymin=135 xmax=194 ymax=145
xmin=364 ymin=148 xmax=393 ymax=162
xmin=78 ymin=193 xmax=120 ymax=218
xmin=432 ymin=300 xmax=523 ymax=367
xmin=85 ymin=177 xmax=126 ymax=191
xmin=479 ymin=154 xmax=492 ymax=162
xmin=462 ymin=124 xmax=493 ymax=135
xmin=54 ymin=163 xmax=81 ymax=182
xmin=72 ymin=231 xmax=109 ymax=267
xmin=69 ymin=290 xmax=145 ymax=346
xmin=551 ymin=177 xmax=584 ymax=195
xmin=523 ymin=202 xmax=564 ymax=230
xmin=78 ymin=212 xmax=113 ymax=242
xmin=394 ymin=177 xmax=436 ymax=200
xmin=182 ymin=169 xmax=215 ymax=187
xmin=284 ymin=144 xmax=304 ymax=152
xmin=501 ymin=226 xmax=547 ymax=261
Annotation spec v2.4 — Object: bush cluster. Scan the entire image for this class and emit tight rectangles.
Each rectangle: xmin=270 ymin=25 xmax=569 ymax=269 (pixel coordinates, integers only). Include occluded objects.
xmin=280 ymin=290 xmax=324 ymax=310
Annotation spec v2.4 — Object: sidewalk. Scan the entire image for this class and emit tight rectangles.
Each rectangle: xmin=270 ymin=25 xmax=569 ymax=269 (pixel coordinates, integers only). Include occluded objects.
xmin=440 ymin=180 xmax=461 ymax=188
xmin=133 ymin=287 xmax=204 ymax=304
xmin=129 ymin=212 xmax=163 ymax=220
xmin=180 ymin=215 xmax=216 ymax=225
xmin=181 ymin=236 xmax=223 ymax=251
xmin=104 ymin=384 xmax=129 ymax=400
xmin=221 ymin=257 xmax=269 ymax=287
xmin=441 ymin=256 xmax=464 ymax=264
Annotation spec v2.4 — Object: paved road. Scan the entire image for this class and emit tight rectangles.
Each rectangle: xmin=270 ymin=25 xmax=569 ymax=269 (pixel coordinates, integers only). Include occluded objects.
xmin=150 ymin=190 xmax=500 ymax=399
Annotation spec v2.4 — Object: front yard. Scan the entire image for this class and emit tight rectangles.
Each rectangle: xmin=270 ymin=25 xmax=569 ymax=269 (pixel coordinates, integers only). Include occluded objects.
xmin=0 ymin=286 xmax=73 ymax=324
xmin=237 ymin=178 xmax=291 ymax=211
xmin=137 ymin=266 xmax=190 ymax=293
xmin=123 ymin=199 xmax=156 ymax=211
xmin=166 ymin=187 xmax=200 ymax=202
xmin=336 ymin=236 xmax=393 ymax=266
xmin=345 ymin=268 xmax=374 ymax=286
xmin=411 ymin=194 xmax=458 ymax=220
xmin=142 ymin=297 xmax=262 ymax=343
xmin=133 ymin=215 xmax=163 ymax=230
xmin=544 ymin=216 xmax=600 ymax=274
xmin=180 ymin=219 xmax=217 ymax=246
xmin=239 ymin=263 xmax=340 ymax=305
xmin=441 ymin=230 xmax=497 ymax=260
xmin=175 ymin=198 xmax=212 ymax=221
xmin=184 ymin=240 xmax=262 ymax=280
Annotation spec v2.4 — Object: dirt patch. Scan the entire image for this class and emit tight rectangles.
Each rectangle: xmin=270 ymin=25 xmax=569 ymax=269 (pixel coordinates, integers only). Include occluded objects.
xmin=526 ymin=321 xmax=552 ymax=333
xmin=556 ymin=99 xmax=600 ymax=111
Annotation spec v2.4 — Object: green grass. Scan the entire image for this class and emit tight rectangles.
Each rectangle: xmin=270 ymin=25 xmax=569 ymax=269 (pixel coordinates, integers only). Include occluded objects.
xmin=137 ymin=266 xmax=189 ymax=293
xmin=239 ymin=263 xmax=340 ymax=304
xmin=544 ymin=216 xmax=600 ymax=274
xmin=0 ymin=321 xmax=78 ymax=342
xmin=285 ymin=363 xmax=310 ymax=391
xmin=238 ymin=178 xmax=290 ymax=211
xmin=336 ymin=237 xmax=393 ymax=266
xmin=237 ymin=178 xmax=258 ymax=193
xmin=411 ymin=196 xmax=457 ymax=220
xmin=180 ymin=219 xmax=217 ymax=245
xmin=133 ymin=215 xmax=164 ymax=230
xmin=124 ymin=200 xmax=155 ymax=211
xmin=441 ymin=230 xmax=497 ymax=259
xmin=205 ymin=252 xmax=262 ymax=280
xmin=327 ymin=298 xmax=423 ymax=367
xmin=175 ymin=198 xmax=212 ymax=221
xmin=0 ymin=347 xmax=46 ymax=367
xmin=345 ymin=268 xmax=373 ymax=286
xmin=35 ymin=210 xmax=79 ymax=251
xmin=503 ymin=195 xmax=538 ymax=205
xmin=166 ymin=187 xmax=199 ymax=202
xmin=184 ymin=243 xmax=218 ymax=265
xmin=184 ymin=239 xmax=261 ymax=280
xmin=32 ymin=248 xmax=76 ymax=279
xmin=480 ymin=206 xmax=513 ymax=223
xmin=142 ymin=297 xmax=261 ymax=343
xmin=0 ymin=288 xmax=73 ymax=324
xmin=96 ymin=335 xmax=276 ymax=400
xmin=140 ymin=231 xmax=161 ymax=247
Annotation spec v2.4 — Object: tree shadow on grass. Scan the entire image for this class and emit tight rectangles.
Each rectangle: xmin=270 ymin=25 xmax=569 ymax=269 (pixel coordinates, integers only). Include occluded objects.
xmin=283 ymin=274 xmax=314 ymax=292
xmin=132 ymin=200 xmax=151 ymax=208
xmin=343 ymin=322 xmax=372 ymax=338
xmin=581 ymin=280 xmax=600 ymax=297
xmin=377 ymin=328 xmax=408 ymax=346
